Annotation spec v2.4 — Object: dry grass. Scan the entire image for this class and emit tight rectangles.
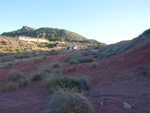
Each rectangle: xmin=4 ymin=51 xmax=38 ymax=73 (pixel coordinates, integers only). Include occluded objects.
xmin=47 ymin=76 xmax=91 ymax=93
xmin=43 ymin=89 xmax=95 ymax=113
xmin=2 ymin=70 xmax=28 ymax=91
xmin=31 ymin=66 xmax=61 ymax=81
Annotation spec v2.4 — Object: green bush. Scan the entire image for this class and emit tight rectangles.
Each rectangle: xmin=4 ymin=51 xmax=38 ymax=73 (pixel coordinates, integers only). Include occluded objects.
xmin=3 ymin=70 xmax=28 ymax=91
xmin=6 ymin=62 xmax=13 ymax=68
xmin=31 ymin=68 xmax=61 ymax=81
xmin=64 ymin=56 xmax=73 ymax=62
xmin=52 ymin=62 xmax=60 ymax=68
xmin=47 ymin=76 xmax=90 ymax=92
xmin=67 ymin=66 xmax=77 ymax=71
xmin=8 ymin=70 xmax=26 ymax=82
xmin=43 ymin=89 xmax=95 ymax=113
xmin=77 ymin=57 xmax=94 ymax=63
xmin=31 ymin=68 xmax=52 ymax=81
xmin=92 ymin=62 xmax=98 ymax=68
xmin=2 ymin=82 xmax=19 ymax=91
xmin=34 ymin=56 xmax=47 ymax=63
xmin=69 ymin=58 xmax=79 ymax=64
xmin=15 ymin=54 xmax=24 ymax=59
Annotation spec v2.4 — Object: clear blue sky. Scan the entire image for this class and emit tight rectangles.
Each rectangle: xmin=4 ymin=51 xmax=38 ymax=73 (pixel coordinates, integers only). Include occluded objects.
xmin=0 ymin=0 xmax=150 ymax=44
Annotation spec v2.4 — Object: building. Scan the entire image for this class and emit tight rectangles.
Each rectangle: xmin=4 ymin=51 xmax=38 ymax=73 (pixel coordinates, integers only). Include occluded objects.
xmin=72 ymin=46 xmax=78 ymax=49
xmin=19 ymin=36 xmax=49 ymax=42
xmin=67 ymin=46 xmax=78 ymax=50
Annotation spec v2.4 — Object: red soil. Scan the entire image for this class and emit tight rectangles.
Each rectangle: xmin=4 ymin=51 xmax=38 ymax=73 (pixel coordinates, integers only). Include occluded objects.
xmin=0 ymin=39 xmax=150 ymax=113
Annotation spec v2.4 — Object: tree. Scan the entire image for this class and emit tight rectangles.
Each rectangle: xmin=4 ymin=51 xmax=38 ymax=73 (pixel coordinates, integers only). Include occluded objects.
xmin=43 ymin=32 xmax=46 ymax=38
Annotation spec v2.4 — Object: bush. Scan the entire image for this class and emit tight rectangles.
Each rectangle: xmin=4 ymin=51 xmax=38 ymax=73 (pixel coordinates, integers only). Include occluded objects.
xmin=5 ymin=62 xmax=13 ymax=68
xmin=8 ymin=70 xmax=26 ymax=82
xmin=31 ymin=68 xmax=61 ymax=81
xmin=47 ymin=76 xmax=90 ymax=92
xmin=31 ymin=68 xmax=52 ymax=81
xmin=52 ymin=62 xmax=60 ymax=68
xmin=64 ymin=56 xmax=73 ymax=62
xmin=48 ymin=50 xmax=60 ymax=55
xmin=77 ymin=57 xmax=94 ymax=63
xmin=34 ymin=56 xmax=47 ymax=63
xmin=69 ymin=59 xmax=79 ymax=64
xmin=67 ymin=66 xmax=77 ymax=71
xmin=2 ymin=82 xmax=19 ymax=91
xmin=92 ymin=62 xmax=98 ymax=68
xmin=43 ymin=89 xmax=95 ymax=113
xmin=15 ymin=54 xmax=24 ymax=59
xmin=3 ymin=70 xmax=28 ymax=91
xmin=80 ymin=52 xmax=88 ymax=56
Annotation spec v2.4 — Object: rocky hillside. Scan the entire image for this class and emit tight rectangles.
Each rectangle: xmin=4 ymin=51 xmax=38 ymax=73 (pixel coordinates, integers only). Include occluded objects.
xmin=1 ymin=26 xmax=102 ymax=44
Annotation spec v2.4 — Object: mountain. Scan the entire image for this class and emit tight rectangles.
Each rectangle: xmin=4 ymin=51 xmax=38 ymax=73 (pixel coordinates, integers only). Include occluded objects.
xmin=1 ymin=26 xmax=102 ymax=44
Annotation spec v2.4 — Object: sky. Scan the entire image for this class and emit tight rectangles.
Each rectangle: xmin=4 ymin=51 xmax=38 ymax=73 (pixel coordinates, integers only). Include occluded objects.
xmin=0 ymin=0 xmax=150 ymax=44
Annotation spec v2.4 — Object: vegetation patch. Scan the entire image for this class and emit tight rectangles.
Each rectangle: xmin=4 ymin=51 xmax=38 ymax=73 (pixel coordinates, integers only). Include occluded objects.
xmin=67 ymin=66 xmax=77 ymax=71
xmin=51 ymin=62 xmax=60 ymax=68
xmin=43 ymin=89 xmax=95 ymax=113
xmin=2 ymin=70 xmax=28 ymax=91
xmin=64 ymin=56 xmax=73 ymax=62
xmin=69 ymin=58 xmax=79 ymax=64
xmin=47 ymin=76 xmax=90 ymax=92
xmin=77 ymin=57 xmax=94 ymax=63
xmin=5 ymin=62 xmax=14 ymax=68
xmin=34 ymin=56 xmax=47 ymax=63
xmin=65 ymin=54 xmax=94 ymax=64
xmin=92 ymin=62 xmax=98 ymax=68
xmin=31 ymin=68 xmax=61 ymax=81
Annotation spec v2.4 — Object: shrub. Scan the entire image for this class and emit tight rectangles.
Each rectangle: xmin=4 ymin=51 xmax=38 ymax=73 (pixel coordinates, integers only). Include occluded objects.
xmin=47 ymin=76 xmax=90 ymax=92
xmin=31 ymin=68 xmax=61 ymax=81
xmin=3 ymin=70 xmax=28 ymax=91
xmin=6 ymin=62 xmax=13 ymax=68
xmin=69 ymin=58 xmax=79 ymax=64
xmin=8 ymin=70 xmax=26 ymax=82
xmin=31 ymin=68 xmax=52 ymax=81
xmin=1 ymin=82 xmax=19 ymax=91
xmin=34 ymin=56 xmax=47 ymax=63
xmin=52 ymin=62 xmax=60 ymax=68
xmin=48 ymin=50 xmax=60 ymax=55
xmin=80 ymin=52 xmax=88 ymax=56
xmin=92 ymin=62 xmax=98 ymax=68
xmin=67 ymin=66 xmax=77 ymax=71
xmin=15 ymin=54 xmax=24 ymax=59
xmin=0 ymin=56 xmax=15 ymax=63
xmin=64 ymin=56 xmax=73 ymax=62
xmin=77 ymin=57 xmax=94 ymax=63
xmin=43 ymin=89 xmax=95 ymax=113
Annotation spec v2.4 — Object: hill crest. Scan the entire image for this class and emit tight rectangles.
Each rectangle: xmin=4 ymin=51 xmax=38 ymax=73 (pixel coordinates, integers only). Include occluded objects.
xmin=1 ymin=26 xmax=101 ymax=44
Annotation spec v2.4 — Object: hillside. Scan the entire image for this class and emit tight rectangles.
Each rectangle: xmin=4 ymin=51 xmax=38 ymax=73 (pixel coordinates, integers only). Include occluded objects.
xmin=0 ymin=28 xmax=150 ymax=113
xmin=94 ymin=28 xmax=150 ymax=59
xmin=0 ymin=36 xmax=39 ymax=53
xmin=1 ymin=26 xmax=102 ymax=44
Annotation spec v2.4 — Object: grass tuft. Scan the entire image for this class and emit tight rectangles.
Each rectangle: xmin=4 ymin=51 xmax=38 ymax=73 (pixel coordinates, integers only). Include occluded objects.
xmin=43 ymin=89 xmax=95 ymax=113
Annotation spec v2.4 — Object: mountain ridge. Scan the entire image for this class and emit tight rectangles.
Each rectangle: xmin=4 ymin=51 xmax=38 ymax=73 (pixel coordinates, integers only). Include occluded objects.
xmin=1 ymin=26 xmax=102 ymax=44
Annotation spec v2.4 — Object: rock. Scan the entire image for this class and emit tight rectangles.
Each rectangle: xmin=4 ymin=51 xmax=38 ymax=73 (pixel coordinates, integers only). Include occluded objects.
xmin=100 ymin=102 xmax=104 ymax=106
xmin=123 ymin=102 xmax=132 ymax=109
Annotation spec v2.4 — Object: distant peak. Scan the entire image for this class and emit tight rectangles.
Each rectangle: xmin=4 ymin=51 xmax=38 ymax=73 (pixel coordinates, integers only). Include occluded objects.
xmin=20 ymin=26 xmax=35 ymax=32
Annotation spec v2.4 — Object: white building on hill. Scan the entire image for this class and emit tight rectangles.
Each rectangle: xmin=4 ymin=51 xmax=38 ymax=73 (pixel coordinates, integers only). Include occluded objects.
xmin=19 ymin=36 xmax=49 ymax=42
